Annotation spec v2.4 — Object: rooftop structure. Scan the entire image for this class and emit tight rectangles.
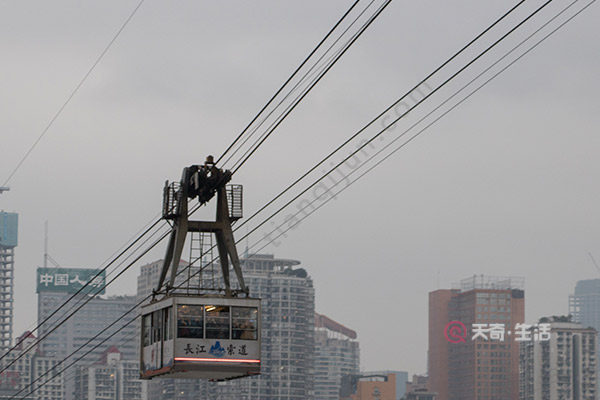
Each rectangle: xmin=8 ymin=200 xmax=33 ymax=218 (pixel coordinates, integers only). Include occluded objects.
xmin=452 ymin=274 xmax=525 ymax=292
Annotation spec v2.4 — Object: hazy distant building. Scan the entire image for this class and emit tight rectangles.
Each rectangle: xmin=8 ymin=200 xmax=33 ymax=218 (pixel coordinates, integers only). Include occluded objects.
xmin=37 ymin=267 xmax=138 ymax=361
xmin=405 ymin=374 xmax=429 ymax=393
xmin=137 ymin=259 xmax=217 ymax=400
xmin=519 ymin=317 xmax=597 ymax=400
xmin=0 ymin=212 xmax=18 ymax=354
xmin=402 ymin=389 xmax=437 ymax=400
xmin=36 ymin=267 xmax=139 ymax=400
xmin=570 ymin=279 xmax=600 ymax=331
xmin=375 ymin=371 xmax=408 ymax=400
xmin=314 ymin=313 xmax=359 ymax=399
xmin=0 ymin=331 xmax=63 ymax=400
xmin=340 ymin=372 xmax=405 ymax=400
xmin=136 ymin=259 xmax=165 ymax=306
xmin=146 ymin=379 xmax=216 ymax=400
xmin=570 ymin=278 xmax=600 ymax=381
xmin=211 ymin=254 xmax=315 ymax=400
xmin=428 ymin=275 xmax=525 ymax=400
xmin=74 ymin=346 xmax=146 ymax=400
xmin=136 ymin=259 xmax=201 ymax=306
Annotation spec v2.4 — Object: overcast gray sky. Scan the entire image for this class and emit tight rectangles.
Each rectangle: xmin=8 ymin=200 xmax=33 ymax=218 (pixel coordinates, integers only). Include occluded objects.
xmin=1 ymin=0 xmax=599 ymax=375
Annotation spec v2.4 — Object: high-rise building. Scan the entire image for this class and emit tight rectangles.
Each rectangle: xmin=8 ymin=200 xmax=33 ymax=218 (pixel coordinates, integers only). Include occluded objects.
xmin=136 ymin=259 xmax=163 ymax=306
xmin=74 ymin=346 xmax=146 ymax=400
xmin=0 ymin=331 xmax=64 ymax=400
xmin=0 ymin=212 xmax=17 ymax=354
xmin=570 ymin=278 xmax=600 ymax=381
xmin=218 ymin=253 xmax=315 ymax=400
xmin=314 ymin=313 xmax=359 ymax=400
xmin=428 ymin=275 xmax=525 ymax=400
xmin=137 ymin=259 xmax=218 ymax=400
xmin=570 ymin=279 xmax=600 ymax=330
xmin=36 ymin=267 xmax=139 ymax=400
xmin=519 ymin=317 xmax=597 ymax=400
xmin=136 ymin=258 xmax=200 ymax=307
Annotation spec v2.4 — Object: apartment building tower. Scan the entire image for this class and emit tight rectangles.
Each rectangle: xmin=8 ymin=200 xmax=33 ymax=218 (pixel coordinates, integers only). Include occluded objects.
xmin=314 ymin=313 xmax=359 ymax=399
xmin=519 ymin=318 xmax=597 ymax=400
xmin=428 ymin=275 xmax=525 ymax=400
xmin=0 ymin=212 xmax=17 ymax=354
xmin=0 ymin=331 xmax=63 ymax=400
xmin=74 ymin=346 xmax=146 ymax=400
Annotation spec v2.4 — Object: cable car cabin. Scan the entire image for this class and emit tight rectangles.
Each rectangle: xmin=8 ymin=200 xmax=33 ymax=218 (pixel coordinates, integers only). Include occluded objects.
xmin=140 ymin=296 xmax=261 ymax=381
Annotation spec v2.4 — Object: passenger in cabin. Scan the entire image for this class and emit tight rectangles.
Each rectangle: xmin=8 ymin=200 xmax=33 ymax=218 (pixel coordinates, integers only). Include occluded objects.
xmin=240 ymin=323 xmax=255 ymax=340
xmin=178 ymin=317 xmax=191 ymax=338
xmin=233 ymin=320 xmax=255 ymax=340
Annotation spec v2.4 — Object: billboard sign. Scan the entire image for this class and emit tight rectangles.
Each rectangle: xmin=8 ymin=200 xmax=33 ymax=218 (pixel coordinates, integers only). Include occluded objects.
xmin=0 ymin=212 xmax=18 ymax=247
xmin=36 ymin=267 xmax=106 ymax=295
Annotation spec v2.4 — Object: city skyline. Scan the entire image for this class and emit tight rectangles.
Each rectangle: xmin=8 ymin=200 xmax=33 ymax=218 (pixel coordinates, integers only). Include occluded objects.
xmin=1 ymin=258 xmax=597 ymax=399
xmin=4 ymin=252 xmax=600 ymax=380
xmin=19 ymin=260 xmax=596 ymax=379
xmin=11 ymin=258 xmax=596 ymax=378
xmin=1 ymin=0 xmax=599 ymax=376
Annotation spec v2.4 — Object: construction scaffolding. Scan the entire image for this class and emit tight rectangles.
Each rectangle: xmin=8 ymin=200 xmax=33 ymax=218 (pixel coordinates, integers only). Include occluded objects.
xmin=452 ymin=274 xmax=525 ymax=292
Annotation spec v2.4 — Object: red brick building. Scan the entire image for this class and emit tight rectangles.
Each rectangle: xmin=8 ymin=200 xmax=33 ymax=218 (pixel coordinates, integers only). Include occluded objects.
xmin=428 ymin=276 xmax=525 ymax=400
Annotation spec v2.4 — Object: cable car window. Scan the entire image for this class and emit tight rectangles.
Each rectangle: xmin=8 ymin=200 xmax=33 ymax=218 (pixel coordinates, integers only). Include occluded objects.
xmin=177 ymin=305 xmax=203 ymax=339
xmin=232 ymin=307 xmax=258 ymax=340
xmin=205 ymin=305 xmax=230 ymax=339
xmin=143 ymin=314 xmax=151 ymax=346
xmin=164 ymin=306 xmax=173 ymax=340
xmin=152 ymin=310 xmax=162 ymax=344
